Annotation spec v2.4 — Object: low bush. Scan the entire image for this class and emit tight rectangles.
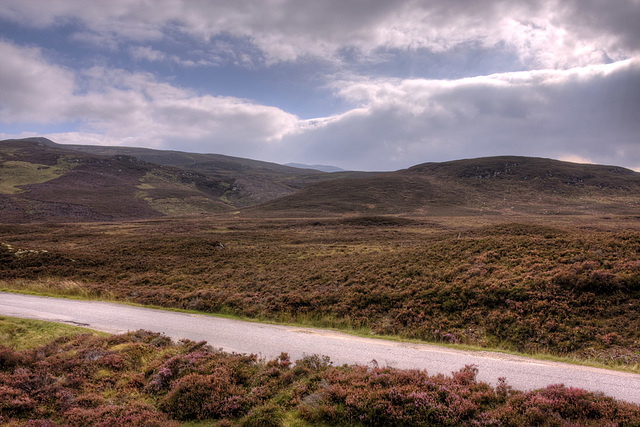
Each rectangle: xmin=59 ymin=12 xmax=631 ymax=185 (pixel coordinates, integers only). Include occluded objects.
xmin=2 ymin=217 xmax=640 ymax=366
xmin=0 ymin=330 xmax=638 ymax=425
xmin=159 ymin=372 xmax=248 ymax=420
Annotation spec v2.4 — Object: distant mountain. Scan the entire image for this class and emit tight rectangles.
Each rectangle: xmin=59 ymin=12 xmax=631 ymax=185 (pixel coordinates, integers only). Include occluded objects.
xmin=3 ymin=138 xmax=639 ymax=222
xmin=284 ymin=163 xmax=345 ymax=173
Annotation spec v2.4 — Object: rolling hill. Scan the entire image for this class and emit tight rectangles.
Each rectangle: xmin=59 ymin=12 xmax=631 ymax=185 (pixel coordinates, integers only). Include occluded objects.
xmin=2 ymin=137 xmax=640 ymax=222
xmin=37 ymin=139 xmax=360 ymax=207
xmin=0 ymin=138 xmax=233 ymax=222
xmin=253 ymin=156 xmax=640 ymax=216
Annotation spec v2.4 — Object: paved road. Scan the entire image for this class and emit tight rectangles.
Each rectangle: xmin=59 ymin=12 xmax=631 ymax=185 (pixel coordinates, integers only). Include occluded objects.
xmin=1 ymin=292 xmax=639 ymax=404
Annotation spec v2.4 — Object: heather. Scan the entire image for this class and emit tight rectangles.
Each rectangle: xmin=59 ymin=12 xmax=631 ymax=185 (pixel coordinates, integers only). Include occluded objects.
xmin=1 ymin=216 xmax=640 ymax=369
xmin=1 ymin=329 xmax=639 ymax=426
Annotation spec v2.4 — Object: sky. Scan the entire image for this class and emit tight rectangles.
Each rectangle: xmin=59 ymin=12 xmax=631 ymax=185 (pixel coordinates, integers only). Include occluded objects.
xmin=0 ymin=0 xmax=639 ymax=171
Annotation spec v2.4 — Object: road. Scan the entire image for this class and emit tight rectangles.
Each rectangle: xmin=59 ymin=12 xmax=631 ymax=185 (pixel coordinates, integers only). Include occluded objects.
xmin=1 ymin=291 xmax=639 ymax=404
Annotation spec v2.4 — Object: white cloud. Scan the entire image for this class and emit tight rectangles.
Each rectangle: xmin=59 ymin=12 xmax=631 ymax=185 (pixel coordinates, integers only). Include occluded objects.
xmin=284 ymin=59 xmax=640 ymax=170
xmin=1 ymin=0 xmax=638 ymax=68
xmin=129 ymin=45 xmax=203 ymax=66
xmin=130 ymin=45 xmax=167 ymax=62
xmin=0 ymin=40 xmax=75 ymax=122
xmin=0 ymin=40 xmax=299 ymax=159
xmin=63 ymin=69 xmax=301 ymax=157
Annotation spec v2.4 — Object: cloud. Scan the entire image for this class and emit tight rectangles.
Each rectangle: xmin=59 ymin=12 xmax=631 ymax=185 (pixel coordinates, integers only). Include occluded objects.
xmin=1 ymin=32 xmax=638 ymax=172
xmin=558 ymin=0 xmax=640 ymax=55
xmin=0 ymin=40 xmax=75 ymax=122
xmin=130 ymin=45 xmax=167 ymax=62
xmin=284 ymin=59 xmax=640 ymax=170
xmin=61 ymin=68 xmax=300 ymax=157
xmin=1 ymin=0 xmax=638 ymax=68
xmin=49 ymin=87 xmax=300 ymax=159
xmin=129 ymin=45 xmax=201 ymax=66
xmin=0 ymin=40 xmax=298 ymax=158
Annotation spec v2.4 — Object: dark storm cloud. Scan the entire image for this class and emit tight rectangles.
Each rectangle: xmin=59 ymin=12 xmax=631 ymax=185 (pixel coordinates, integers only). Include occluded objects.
xmin=559 ymin=0 xmax=640 ymax=55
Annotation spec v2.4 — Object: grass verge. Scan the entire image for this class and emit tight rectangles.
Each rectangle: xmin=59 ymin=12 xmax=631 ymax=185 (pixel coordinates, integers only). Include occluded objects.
xmin=0 ymin=278 xmax=116 ymax=301
xmin=0 ymin=315 xmax=106 ymax=350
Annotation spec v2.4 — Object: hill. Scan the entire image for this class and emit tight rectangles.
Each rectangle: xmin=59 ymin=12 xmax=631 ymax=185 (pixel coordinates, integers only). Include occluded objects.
xmin=0 ymin=138 xmax=234 ymax=222
xmin=254 ymin=156 xmax=640 ymax=216
xmin=0 ymin=138 xmax=368 ymax=222
xmin=3 ymin=138 xmax=640 ymax=221
xmin=37 ymin=139 xmax=353 ymax=207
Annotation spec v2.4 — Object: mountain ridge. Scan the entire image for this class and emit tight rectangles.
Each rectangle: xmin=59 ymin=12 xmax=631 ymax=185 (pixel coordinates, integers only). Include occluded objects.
xmin=2 ymin=138 xmax=640 ymax=222
xmin=252 ymin=155 xmax=640 ymax=216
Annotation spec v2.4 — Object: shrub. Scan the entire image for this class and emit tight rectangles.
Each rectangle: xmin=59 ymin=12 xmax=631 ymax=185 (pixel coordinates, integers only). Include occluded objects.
xmin=300 ymin=365 xmax=498 ymax=426
xmin=0 ymin=384 xmax=34 ymax=417
xmin=159 ymin=371 xmax=247 ymax=420
xmin=238 ymin=402 xmax=285 ymax=427
xmin=1 ymin=328 xmax=639 ymax=425
xmin=63 ymin=404 xmax=178 ymax=427
xmin=0 ymin=345 xmax=22 ymax=370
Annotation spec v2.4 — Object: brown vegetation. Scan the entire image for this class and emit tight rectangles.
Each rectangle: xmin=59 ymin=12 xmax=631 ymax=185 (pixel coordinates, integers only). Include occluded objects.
xmin=4 ymin=138 xmax=640 ymax=222
xmin=3 ymin=138 xmax=640 ymax=423
xmin=254 ymin=155 xmax=640 ymax=216
xmin=2 ymin=216 xmax=639 ymax=369
xmin=1 ymin=330 xmax=639 ymax=425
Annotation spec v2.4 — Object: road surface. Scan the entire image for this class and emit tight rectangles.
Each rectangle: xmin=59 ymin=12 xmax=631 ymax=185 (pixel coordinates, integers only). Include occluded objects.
xmin=1 ymin=292 xmax=639 ymax=404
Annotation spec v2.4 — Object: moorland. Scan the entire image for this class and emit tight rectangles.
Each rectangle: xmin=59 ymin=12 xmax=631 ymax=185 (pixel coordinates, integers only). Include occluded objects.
xmin=2 ymin=317 xmax=640 ymax=426
xmin=3 ymin=137 xmax=640 ymax=221
xmin=2 ymin=215 xmax=640 ymax=371
xmin=1 ymin=137 xmax=640 ymax=424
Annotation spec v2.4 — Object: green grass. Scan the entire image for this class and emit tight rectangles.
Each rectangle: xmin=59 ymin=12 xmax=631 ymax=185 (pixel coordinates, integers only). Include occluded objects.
xmin=0 ymin=315 xmax=106 ymax=350
xmin=0 ymin=277 xmax=115 ymax=300
xmin=0 ymin=157 xmax=74 ymax=194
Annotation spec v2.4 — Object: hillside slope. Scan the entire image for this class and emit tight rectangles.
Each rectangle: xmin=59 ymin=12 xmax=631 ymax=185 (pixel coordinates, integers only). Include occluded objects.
xmin=4 ymin=138 xmax=640 ymax=221
xmin=254 ymin=156 xmax=640 ymax=216
xmin=38 ymin=139 xmax=358 ymax=207
xmin=0 ymin=139 xmax=232 ymax=222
